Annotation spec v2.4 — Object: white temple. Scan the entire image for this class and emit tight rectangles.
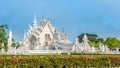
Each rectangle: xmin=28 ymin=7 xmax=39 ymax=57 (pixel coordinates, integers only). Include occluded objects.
xmin=23 ymin=17 xmax=69 ymax=48
xmin=13 ymin=16 xmax=71 ymax=54
xmin=2 ymin=15 xmax=120 ymax=54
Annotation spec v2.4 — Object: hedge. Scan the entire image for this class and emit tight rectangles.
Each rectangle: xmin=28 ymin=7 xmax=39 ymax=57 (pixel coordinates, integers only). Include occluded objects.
xmin=1 ymin=54 xmax=120 ymax=68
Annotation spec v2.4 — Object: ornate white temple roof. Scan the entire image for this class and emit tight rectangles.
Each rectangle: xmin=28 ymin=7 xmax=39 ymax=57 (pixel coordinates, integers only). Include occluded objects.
xmin=21 ymin=16 xmax=70 ymax=51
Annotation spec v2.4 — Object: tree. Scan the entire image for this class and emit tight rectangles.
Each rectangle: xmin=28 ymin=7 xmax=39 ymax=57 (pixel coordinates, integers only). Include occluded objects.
xmin=78 ymin=33 xmax=105 ymax=47
xmin=88 ymin=41 xmax=97 ymax=47
xmin=11 ymin=42 xmax=20 ymax=49
xmin=15 ymin=42 xmax=20 ymax=49
xmin=0 ymin=24 xmax=8 ymax=42
xmin=78 ymin=33 xmax=98 ymax=43
xmin=0 ymin=24 xmax=20 ymax=51
xmin=105 ymin=37 xmax=120 ymax=49
xmin=0 ymin=24 xmax=8 ymax=51
xmin=96 ymin=38 xmax=104 ymax=44
xmin=88 ymin=38 xmax=104 ymax=47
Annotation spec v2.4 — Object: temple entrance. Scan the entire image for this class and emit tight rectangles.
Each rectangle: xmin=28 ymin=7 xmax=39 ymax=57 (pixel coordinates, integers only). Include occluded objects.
xmin=44 ymin=42 xmax=48 ymax=46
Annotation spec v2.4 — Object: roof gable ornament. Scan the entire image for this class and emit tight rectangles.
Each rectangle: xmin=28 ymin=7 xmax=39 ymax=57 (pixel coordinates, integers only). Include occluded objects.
xmin=41 ymin=18 xmax=49 ymax=27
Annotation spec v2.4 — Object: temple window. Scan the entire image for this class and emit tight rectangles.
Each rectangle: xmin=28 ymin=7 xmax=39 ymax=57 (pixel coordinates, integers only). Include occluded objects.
xmin=45 ymin=34 xmax=51 ymax=41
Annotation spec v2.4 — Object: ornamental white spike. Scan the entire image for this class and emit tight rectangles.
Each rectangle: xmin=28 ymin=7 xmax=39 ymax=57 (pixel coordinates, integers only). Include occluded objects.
xmin=83 ymin=34 xmax=89 ymax=43
xmin=23 ymin=31 xmax=26 ymax=40
xmin=7 ymin=29 xmax=13 ymax=54
xmin=8 ymin=29 xmax=12 ymax=48
xmin=33 ymin=13 xmax=38 ymax=27
xmin=74 ymin=37 xmax=79 ymax=44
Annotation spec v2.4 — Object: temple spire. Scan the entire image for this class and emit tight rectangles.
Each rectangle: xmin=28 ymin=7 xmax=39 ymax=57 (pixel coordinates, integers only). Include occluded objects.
xmin=82 ymin=34 xmax=89 ymax=44
xmin=33 ymin=13 xmax=38 ymax=27
xmin=23 ymin=30 xmax=26 ymax=40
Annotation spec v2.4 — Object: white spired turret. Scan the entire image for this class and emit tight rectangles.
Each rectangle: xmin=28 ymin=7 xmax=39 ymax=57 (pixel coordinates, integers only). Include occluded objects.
xmin=82 ymin=34 xmax=92 ymax=53
xmin=8 ymin=30 xmax=12 ymax=48
xmin=83 ymin=34 xmax=89 ymax=44
xmin=72 ymin=37 xmax=79 ymax=52
xmin=7 ymin=29 xmax=13 ymax=54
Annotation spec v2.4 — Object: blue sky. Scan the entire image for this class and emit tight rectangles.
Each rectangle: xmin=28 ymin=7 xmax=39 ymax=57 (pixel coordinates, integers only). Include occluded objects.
xmin=0 ymin=0 xmax=120 ymax=41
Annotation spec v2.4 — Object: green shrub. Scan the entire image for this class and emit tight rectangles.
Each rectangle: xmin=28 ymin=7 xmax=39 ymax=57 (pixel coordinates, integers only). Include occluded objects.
xmin=1 ymin=54 xmax=120 ymax=68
